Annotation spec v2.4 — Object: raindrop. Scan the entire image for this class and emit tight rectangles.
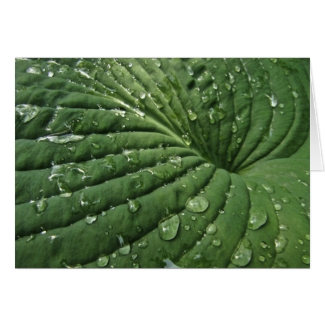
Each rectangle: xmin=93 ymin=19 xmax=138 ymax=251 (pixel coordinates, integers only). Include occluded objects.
xmin=275 ymin=234 xmax=288 ymax=253
xmin=127 ymin=199 xmax=141 ymax=213
xmin=231 ymin=121 xmax=238 ymax=133
xmin=261 ymin=184 xmax=275 ymax=194
xmin=168 ymin=155 xmax=182 ymax=168
xmin=265 ymin=92 xmax=278 ymax=107
xmin=279 ymin=224 xmax=289 ymax=231
xmin=26 ymin=234 xmax=35 ymax=243
xmin=185 ymin=196 xmax=209 ymax=213
xmin=138 ymin=239 xmax=149 ymax=248
xmin=57 ymin=179 xmax=72 ymax=197
xmin=203 ymin=163 xmax=211 ymax=168
xmin=184 ymin=225 xmax=190 ymax=231
xmin=248 ymin=206 xmax=267 ymax=230
xmin=260 ymin=241 xmax=268 ymax=249
xmin=301 ymin=255 xmax=310 ymax=265
xmin=281 ymin=197 xmax=290 ymax=203
xmin=188 ymin=110 xmax=197 ymax=121
xmin=85 ymin=214 xmax=97 ymax=225
xmin=139 ymin=92 xmax=146 ymax=99
xmin=16 ymin=104 xmax=40 ymax=124
xmin=132 ymin=254 xmax=138 ymax=260
xmin=35 ymin=198 xmax=47 ymax=213
xmin=128 ymin=62 xmax=133 ymax=67
xmin=292 ymin=91 xmax=299 ymax=98
xmin=225 ymin=84 xmax=231 ymax=91
xmin=92 ymin=121 xmax=99 ymax=126
xmin=96 ymin=255 xmax=109 ymax=267
xmin=191 ymin=216 xmax=196 ymax=221
xmin=202 ymin=95 xmax=209 ymax=103
xmin=206 ymin=223 xmax=218 ymax=235
xmin=235 ymin=66 xmax=241 ymax=73
xmin=158 ymin=214 xmax=180 ymax=241
xmin=231 ymin=238 xmax=252 ymax=267
xmin=187 ymin=66 xmax=194 ymax=75
xmin=92 ymin=143 xmax=101 ymax=149
xmin=212 ymin=239 xmax=222 ymax=247
xmin=297 ymin=239 xmax=304 ymax=245
xmin=305 ymin=234 xmax=310 ymax=241
xmin=212 ymin=82 xmax=218 ymax=89
xmin=217 ymin=107 xmax=227 ymax=120
xmin=132 ymin=263 xmax=140 ymax=268
xmin=208 ymin=108 xmax=216 ymax=124
xmin=48 ymin=71 xmax=54 ymax=77
xmin=26 ymin=67 xmax=42 ymax=74
xmin=182 ymin=134 xmax=192 ymax=146
xmin=259 ymin=255 xmax=266 ymax=262
xmin=274 ymin=203 xmax=282 ymax=211
xmin=229 ymin=72 xmax=236 ymax=84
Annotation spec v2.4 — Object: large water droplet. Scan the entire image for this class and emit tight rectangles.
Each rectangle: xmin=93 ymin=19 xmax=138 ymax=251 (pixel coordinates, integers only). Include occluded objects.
xmin=301 ymin=255 xmax=310 ymax=265
xmin=212 ymin=238 xmax=222 ymax=247
xmin=168 ymin=155 xmax=182 ymax=168
xmin=139 ymin=92 xmax=146 ymax=99
xmin=37 ymin=134 xmax=85 ymax=144
xmin=248 ymin=206 xmax=267 ymax=230
xmin=185 ymin=196 xmax=209 ymax=213
xmin=188 ymin=110 xmax=197 ymax=121
xmin=206 ymin=223 xmax=218 ymax=235
xmin=261 ymin=184 xmax=275 ymax=194
xmin=26 ymin=66 xmax=42 ymax=74
xmin=208 ymin=108 xmax=216 ymax=124
xmin=96 ymin=255 xmax=109 ymax=267
xmin=217 ymin=107 xmax=227 ymax=120
xmin=123 ymin=149 xmax=141 ymax=165
xmin=57 ymin=179 xmax=72 ymax=197
xmin=35 ymin=198 xmax=48 ymax=213
xmin=231 ymin=238 xmax=252 ymax=267
xmin=138 ymin=239 xmax=148 ymax=248
xmin=265 ymin=92 xmax=278 ymax=107
xmin=182 ymin=134 xmax=192 ymax=146
xmin=128 ymin=199 xmax=141 ymax=213
xmin=85 ymin=214 xmax=97 ymax=225
xmin=275 ymin=234 xmax=288 ymax=253
xmin=158 ymin=214 xmax=180 ymax=241
xmin=235 ymin=66 xmax=241 ymax=73
xmin=16 ymin=104 xmax=40 ymax=124
xmin=101 ymin=155 xmax=116 ymax=174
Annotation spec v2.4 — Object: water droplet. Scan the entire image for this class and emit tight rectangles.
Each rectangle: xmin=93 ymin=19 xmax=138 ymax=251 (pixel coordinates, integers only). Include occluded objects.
xmin=168 ymin=155 xmax=182 ymax=168
xmin=202 ymin=95 xmax=209 ymax=103
xmin=275 ymin=234 xmax=288 ymax=253
xmin=231 ymin=238 xmax=252 ymax=267
xmin=187 ymin=66 xmax=194 ymax=75
xmin=212 ymin=238 xmax=222 ymax=247
xmin=123 ymin=149 xmax=141 ymax=165
xmin=297 ymin=239 xmax=304 ymax=245
xmin=281 ymin=197 xmax=290 ymax=203
xmin=217 ymin=107 xmax=227 ymax=120
xmin=96 ymin=255 xmax=109 ymax=267
xmin=192 ymin=175 xmax=197 ymax=180
xmin=16 ymin=104 xmax=41 ymax=124
xmin=229 ymin=72 xmax=236 ymax=84
xmin=92 ymin=143 xmax=100 ymax=149
xmin=203 ymin=163 xmax=211 ymax=168
xmin=236 ymin=137 xmax=242 ymax=144
xmin=305 ymin=234 xmax=310 ymax=241
xmin=112 ymin=253 xmax=117 ymax=258
xmin=127 ymin=199 xmax=141 ymax=213
xmin=274 ymin=203 xmax=282 ymax=211
xmin=182 ymin=184 xmax=187 ymax=188
xmin=57 ymin=179 xmax=72 ymax=197
xmin=138 ymin=239 xmax=148 ymax=248
xmin=152 ymin=58 xmax=161 ymax=67
xmin=265 ymin=92 xmax=278 ymax=107
xmin=37 ymin=134 xmax=85 ymax=144
xmin=206 ymin=223 xmax=218 ymax=235
xmin=248 ymin=206 xmax=267 ymax=230
xmin=48 ymin=71 xmax=54 ymax=77
xmin=139 ymin=92 xmax=146 ymax=99
xmin=26 ymin=66 xmax=42 ymax=74
xmin=219 ymin=209 xmax=225 ymax=214
xmin=119 ymin=244 xmax=131 ymax=255
xmin=270 ymin=58 xmax=277 ymax=63
xmin=208 ymin=108 xmax=216 ymax=124
xmin=235 ymin=66 xmax=241 ymax=73
xmin=259 ymin=255 xmax=266 ymax=262
xmin=260 ymin=241 xmax=268 ymax=249
xmin=191 ymin=216 xmax=196 ymax=221
xmin=158 ymin=214 xmax=180 ymax=241
xmin=35 ymin=198 xmax=47 ymax=213
xmin=182 ymin=134 xmax=192 ymax=146
xmin=185 ymin=196 xmax=209 ymax=213
xmin=301 ymin=255 xmax=310 ymax=265
xmin=85 ymin=214 xmax=97 ymax=225
xmin=292 ymin=91 xmax=299 ymax=98
xmin=279 ymin=224 xmax=289 ymax=231
xmin=128 ymin=62 xmax=133 ymax=67
xmin=92 ymin=120 xmax=99 ymax=126
xmin=262 ymin=184 xmax=275 ymax=194
xmin=184 ymin=225 xmax=190 ymax=231
xmin=188 ymin=110 xmax=197 ymax=121
xmin=231 ymin=121 xmax=238 ymax=133
xmin=26 ymin=234 xmax=35 ymax=243
xmin=132 ymin=263 xmax=140 ymax=268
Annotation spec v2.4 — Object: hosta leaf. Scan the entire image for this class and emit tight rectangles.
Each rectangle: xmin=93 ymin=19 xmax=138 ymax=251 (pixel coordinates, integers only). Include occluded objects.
xmin=15 ymin=58 xmax=310 ymax=268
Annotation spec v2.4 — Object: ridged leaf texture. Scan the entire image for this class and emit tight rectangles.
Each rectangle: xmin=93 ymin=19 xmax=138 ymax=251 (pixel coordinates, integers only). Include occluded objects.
xmin=15 ymin=58 xmax=310 ymax=268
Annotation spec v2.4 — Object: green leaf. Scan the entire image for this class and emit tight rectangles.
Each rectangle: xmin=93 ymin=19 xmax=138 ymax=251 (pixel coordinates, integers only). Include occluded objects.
xmin=15 ymin=58 xmax=310 ymax=268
